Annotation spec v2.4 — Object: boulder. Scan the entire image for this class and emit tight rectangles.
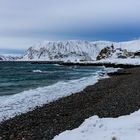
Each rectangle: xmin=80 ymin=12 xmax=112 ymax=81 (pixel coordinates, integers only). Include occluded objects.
xmin=96 ymin=45 xmax=114 ymax=60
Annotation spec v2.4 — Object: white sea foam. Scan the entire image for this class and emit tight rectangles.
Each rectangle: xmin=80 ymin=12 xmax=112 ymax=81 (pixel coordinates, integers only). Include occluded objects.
xmin=33 ymin=69 xmax=43 ymax=73
xmin=53 ymin=64 xmax=61 ymax=66
xmin=0 ymin=67 xmax=118 ymax=122
xmin=33 ymin=69 xmax=63 ymax=74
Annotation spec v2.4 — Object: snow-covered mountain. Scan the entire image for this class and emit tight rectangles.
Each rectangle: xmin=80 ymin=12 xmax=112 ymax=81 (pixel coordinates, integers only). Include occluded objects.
xmin=0 ymin=55 xmax=21 ymax=61
xmin=21 ymin=40 xmax=102 ymax=62
xmin=0 ymin=55 xmax=7 ymax=61
xmin=20 ymin=39 xmax=140 ymax=62
xmin=93 ymin=39 xmax=140 ymax=52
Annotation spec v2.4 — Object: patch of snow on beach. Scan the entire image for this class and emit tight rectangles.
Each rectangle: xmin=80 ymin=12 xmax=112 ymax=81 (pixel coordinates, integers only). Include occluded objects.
xmin=53 ymin=110 xmax=140 ymax=140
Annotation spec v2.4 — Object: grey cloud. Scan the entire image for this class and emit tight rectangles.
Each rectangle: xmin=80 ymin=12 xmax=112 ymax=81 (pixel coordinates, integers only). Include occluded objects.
xmin=0 ymin=0 xmax=140 ymax=49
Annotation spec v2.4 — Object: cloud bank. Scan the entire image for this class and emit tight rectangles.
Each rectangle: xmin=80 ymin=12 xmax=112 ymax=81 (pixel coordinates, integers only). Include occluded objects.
xmin=0 ymin=0 xmax=140 ymax=49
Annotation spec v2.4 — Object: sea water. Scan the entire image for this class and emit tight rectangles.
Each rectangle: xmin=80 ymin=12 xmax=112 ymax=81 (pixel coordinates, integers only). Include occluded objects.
xmin=0 ymin=62 xmax=116 ymax=122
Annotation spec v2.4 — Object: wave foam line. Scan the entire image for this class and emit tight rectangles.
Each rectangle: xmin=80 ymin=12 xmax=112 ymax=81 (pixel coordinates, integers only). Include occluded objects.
xmin=0 ymin=68 xmax=118 ymax=122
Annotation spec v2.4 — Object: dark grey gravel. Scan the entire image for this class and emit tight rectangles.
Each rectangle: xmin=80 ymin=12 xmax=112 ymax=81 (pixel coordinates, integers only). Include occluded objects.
xmin=0 ymin=67 xmax=140 ymax=140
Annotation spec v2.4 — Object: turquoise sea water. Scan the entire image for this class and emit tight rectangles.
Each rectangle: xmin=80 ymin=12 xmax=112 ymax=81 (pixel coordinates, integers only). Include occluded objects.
xmin=0 ymin=62 xmax=104 ymax=96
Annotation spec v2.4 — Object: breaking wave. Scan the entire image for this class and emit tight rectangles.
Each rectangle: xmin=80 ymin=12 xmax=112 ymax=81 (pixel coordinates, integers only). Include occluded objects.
xmin=0 ymin=67 xmax=118 ymax=122
xmin=33 ymin=70 xmax=43 ymax=73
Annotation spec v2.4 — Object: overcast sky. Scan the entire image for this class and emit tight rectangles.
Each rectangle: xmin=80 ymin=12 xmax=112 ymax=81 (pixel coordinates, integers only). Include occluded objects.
xmin=0 ymin=0 xmax=140 ymax=53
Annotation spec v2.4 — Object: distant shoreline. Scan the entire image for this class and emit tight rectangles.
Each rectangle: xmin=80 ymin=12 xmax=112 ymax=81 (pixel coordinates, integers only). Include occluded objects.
xmin=0 ymin=60 xmax=140 ymax=68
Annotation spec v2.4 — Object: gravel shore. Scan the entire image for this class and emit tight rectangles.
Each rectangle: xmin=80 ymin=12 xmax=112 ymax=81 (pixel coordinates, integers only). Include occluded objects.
xmin=0 ymin=67 xmax=140 ymax=140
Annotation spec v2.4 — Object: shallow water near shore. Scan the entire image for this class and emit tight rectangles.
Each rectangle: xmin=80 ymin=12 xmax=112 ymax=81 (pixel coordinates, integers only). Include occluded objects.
xmin=0 ymin=62 xmax=117 ymax=122
xmin=0 ymin=62 xmax=104 ymax=96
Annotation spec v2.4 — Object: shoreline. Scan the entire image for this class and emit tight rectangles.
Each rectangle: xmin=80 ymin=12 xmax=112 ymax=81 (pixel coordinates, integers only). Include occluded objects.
xmin=1 ymin=60 xmax=140 ymax=68
xmin=0 ymin=66 xmax=108 ymax=123
xmin=0 ymin=67 xmax=140 ymax=140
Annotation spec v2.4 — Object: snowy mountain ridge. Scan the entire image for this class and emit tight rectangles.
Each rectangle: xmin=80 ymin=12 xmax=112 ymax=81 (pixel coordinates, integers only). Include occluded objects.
xmin=21 ymin=40 xmax=101 ymax=62
xmin=0 ymin=55 xmax=21 ymax=61
xmin=1 ymin=39 xmax=140 ymax=63
xmin=0 ymin=55 xmax=7 ymax=61
xmin=20 ymin=39 xmax=140 ymax=62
